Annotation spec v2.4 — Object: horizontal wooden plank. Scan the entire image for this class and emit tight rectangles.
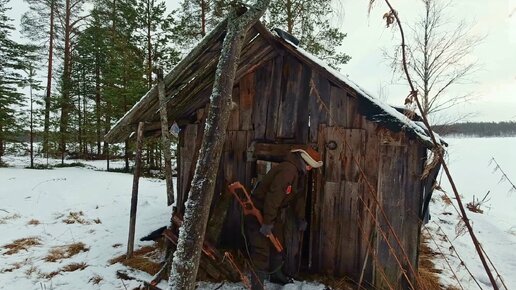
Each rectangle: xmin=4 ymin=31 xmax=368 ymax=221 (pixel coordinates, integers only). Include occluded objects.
xmin=252 ymin=142 xmax=307 ymax=163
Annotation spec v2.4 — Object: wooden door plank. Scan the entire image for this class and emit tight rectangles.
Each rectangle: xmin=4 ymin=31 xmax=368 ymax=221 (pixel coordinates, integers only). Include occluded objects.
xmin=265 ymin=55 xmax=283 ymax=140
xmin=375 ymin=144 xmax=408 ymax=289
xmin=253 ymin=60 xmax=274 ymax=140
xmin=308 ymin=72 xmax=331 ymax=143
xmin=320 ymin=181 xmax=339 ymax=275
xmin=239 ymin=73 xmax=255 ymax=130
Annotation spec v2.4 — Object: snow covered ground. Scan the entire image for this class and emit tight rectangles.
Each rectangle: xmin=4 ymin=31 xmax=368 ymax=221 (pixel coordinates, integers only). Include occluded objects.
xmin=426 ymin=137 xmax=516 ymax=290
xmin=0 ymin=137 xmax=515 ymax=290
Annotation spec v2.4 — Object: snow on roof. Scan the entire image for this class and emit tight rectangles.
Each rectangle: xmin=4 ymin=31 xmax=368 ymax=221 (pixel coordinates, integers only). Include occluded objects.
xmin=275 ymin=33 xmax=445 ymax=147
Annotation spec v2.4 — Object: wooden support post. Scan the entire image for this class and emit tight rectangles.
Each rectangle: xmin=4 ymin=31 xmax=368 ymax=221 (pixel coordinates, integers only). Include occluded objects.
xmin=127 ymin=122 xmax=145 ymax=259
xmin=157 ymin=68 xmax=175 ymax=206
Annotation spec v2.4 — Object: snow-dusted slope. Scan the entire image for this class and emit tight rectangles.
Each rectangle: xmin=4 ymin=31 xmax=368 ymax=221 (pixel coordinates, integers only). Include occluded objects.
xmin=426 ymin=137 xmax=516 ymax=290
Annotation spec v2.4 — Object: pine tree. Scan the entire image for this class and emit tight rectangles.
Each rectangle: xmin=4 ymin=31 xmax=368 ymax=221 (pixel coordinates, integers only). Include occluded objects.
xmin=90 ymin=0 xmax=147 ymax=169
xmin=56 ymin=0 xmax=89 ymax=163
xmin=0 ymin=0 xmax=26 ymax=163
xmin=135 ymin=0 xmax=179 ymax=88
xmin=22 ymin=0 xmax=59 ymax=156
xmin=172 ymin=0 xmax=350 ymax=67
xmin=72 ymin=5 xmax=110 ymax=155
xmin=265 ymin=0 xmax=350 ymax=67
xmin=20 ymin=45 xmax=44 ymax=168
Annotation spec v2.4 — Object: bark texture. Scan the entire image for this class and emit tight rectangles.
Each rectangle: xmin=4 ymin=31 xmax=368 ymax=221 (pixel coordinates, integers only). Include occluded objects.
xmin=168 ymin=1 xmax=271 ymax=289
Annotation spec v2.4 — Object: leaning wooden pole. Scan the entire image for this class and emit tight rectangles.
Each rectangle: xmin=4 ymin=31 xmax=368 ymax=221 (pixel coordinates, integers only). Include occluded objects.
xmin=157 ymin=68 xmax=175 ymax=206
xmin=168 ymin=1 xmax=271 ymax=289
xmin=127 ymin=122 xmax=145 ymax=259
xmin=382 ymin=1 xmax=499 ymax=288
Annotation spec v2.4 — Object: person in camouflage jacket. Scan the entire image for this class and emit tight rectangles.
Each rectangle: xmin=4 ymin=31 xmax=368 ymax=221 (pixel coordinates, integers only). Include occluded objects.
xmin=246 ymin=147 xmax=323 ymax=289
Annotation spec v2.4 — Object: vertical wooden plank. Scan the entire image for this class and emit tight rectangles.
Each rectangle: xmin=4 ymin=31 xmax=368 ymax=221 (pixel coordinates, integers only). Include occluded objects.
xmin=245 ymin=131 xmax=255 ymax=189
xmin=157 ymin=69 xmax=174 ymax=206
xmin=253 ymin=60 xmax=274 ymax=140
xmin=359 ymin=121 xmax=380 ymax=284
xmin=277 ymin=55 xmax=306 ymax=139
xmin=320 ymin=181 xmax=339 ymax=275
xmin=239 ymin=73 xmax=254 ymax=130
xmin=127 ymin=122 xmax=144 ymax=258
xmin=323 ymin=128 xmax=342 ymax=183
xmin=375 ymin=143 xmax=408 ymax=290
xmin=219 ymin=130 xmax=249 ymax=249
xmin=223 ymin=131 xmax=236 ymax=182
xmin=310 ymin=124 xmax=326 ymax=271
xmin=265 ymin=55 xmax=283 ymax=140
xmin=402 ymin=141 xmax=426 ymax=286
xmin=329 ymin=85 xmax=346 ymax=127
xmin=295 ymin=64 xmax=311 ymax=144
xmin=308 ymin=72 xmax=331 ymax=143
xmin=336 ymin=180 xmax=360 ymax=276
xmin=227 ymin=85 xmax=240 ymax=131
xmin=178 ymin=123 xmax=204 ymax=214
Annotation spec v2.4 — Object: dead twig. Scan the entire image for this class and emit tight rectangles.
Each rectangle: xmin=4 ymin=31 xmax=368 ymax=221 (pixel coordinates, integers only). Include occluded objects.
xmin=432 ymin=223 xmax=484 ymax=290
xmin=489 ymin=157 xmax=516 ymax=194
xmin=423 ymin=226 xmax=466 ymax=290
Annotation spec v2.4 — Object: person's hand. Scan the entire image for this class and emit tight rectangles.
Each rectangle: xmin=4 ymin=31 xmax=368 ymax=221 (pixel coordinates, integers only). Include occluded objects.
xmin=259 ymin=224 xmax=274 ymax=236
xmin=296 ymin=219 xmax=308 ymax=231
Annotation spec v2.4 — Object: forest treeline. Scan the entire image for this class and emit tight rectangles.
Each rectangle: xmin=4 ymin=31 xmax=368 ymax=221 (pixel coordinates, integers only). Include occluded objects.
xmin=0 ymin=0 xmax=349 ymax=167
xmin=434 ymin=121 xmax=516 ymax=137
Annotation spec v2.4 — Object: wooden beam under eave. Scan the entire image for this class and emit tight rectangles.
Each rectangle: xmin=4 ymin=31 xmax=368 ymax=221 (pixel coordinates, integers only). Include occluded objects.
xmin=104 ymin=17 xmax=229 ymax=143
xmin=127 ymin=30 xmax=278 ymax=141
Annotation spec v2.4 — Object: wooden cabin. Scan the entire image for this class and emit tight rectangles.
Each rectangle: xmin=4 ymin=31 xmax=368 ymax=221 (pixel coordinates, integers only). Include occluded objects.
xmin=106 ymin=21 xmax=442 ymax=290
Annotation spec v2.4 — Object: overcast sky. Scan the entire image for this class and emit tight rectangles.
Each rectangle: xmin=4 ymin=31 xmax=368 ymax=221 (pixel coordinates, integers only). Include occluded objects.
xmin=336 ymin=0 xmax=516 ymax=122
xmin=6 ymin=0 xmax=516 ymax=122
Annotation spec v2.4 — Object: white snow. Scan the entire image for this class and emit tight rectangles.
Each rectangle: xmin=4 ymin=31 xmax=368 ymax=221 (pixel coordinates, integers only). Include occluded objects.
xmin=0 ymin=155 xmax=327 ymax=290
xmin=426 ymin=137 xmax=516 ymax=290
xmin=1 ymin=137 xmax=514 ymax=289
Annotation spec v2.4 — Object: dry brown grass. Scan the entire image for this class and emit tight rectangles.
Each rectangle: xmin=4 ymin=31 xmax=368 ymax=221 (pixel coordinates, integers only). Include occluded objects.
xmin=62 ymin=211 xmax=90 ymax=224
xmin=440 ymin=194 xmax=452 ymax=205
xmin=24 ymin=265 xmax=39 ymax=277
xmin=89 ymin=274 xmax=103 ymax=285
xmin=62 ymin=262 xmax=88 ymax=272
xmin=27 ymin=219 xmax=40 ymax=225
xmin=418 ymin=234 xmax=445 ymax=290
xmin=112 ymin=243 xmax=123 ymax=248
xmin=93 ymin=218 xmax=102 ymax=224
xmin=1 ymin=262 xmax=23 ymax=273
xmin=109 ymin=245 xmax=162 ymax=276
xmin=0 ymin=213 xmax=21 ymax=224
xmin=466 ymin=201 xmax=484 ymax=214
xmin=2 ymin=237 xmax=41 ymax=255
xmin=44 ymin=262 xmax=88 ymax=279
xmin=44 ymin=242 xmax=89 ymax=262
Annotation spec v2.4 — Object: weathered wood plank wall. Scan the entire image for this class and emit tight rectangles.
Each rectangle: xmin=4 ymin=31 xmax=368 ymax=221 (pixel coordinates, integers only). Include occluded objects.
xmin=174 ymin=42 xmax=428 ymax=290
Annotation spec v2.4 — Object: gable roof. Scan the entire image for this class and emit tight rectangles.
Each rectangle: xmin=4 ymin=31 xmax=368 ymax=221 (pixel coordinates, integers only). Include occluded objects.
xmin=105 ymin=20 xmax=443 ymax=148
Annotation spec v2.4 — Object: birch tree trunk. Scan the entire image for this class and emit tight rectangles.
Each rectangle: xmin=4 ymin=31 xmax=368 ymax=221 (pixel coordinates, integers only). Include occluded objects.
xmin=168 ymin=1 xmax=271 ymax=289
